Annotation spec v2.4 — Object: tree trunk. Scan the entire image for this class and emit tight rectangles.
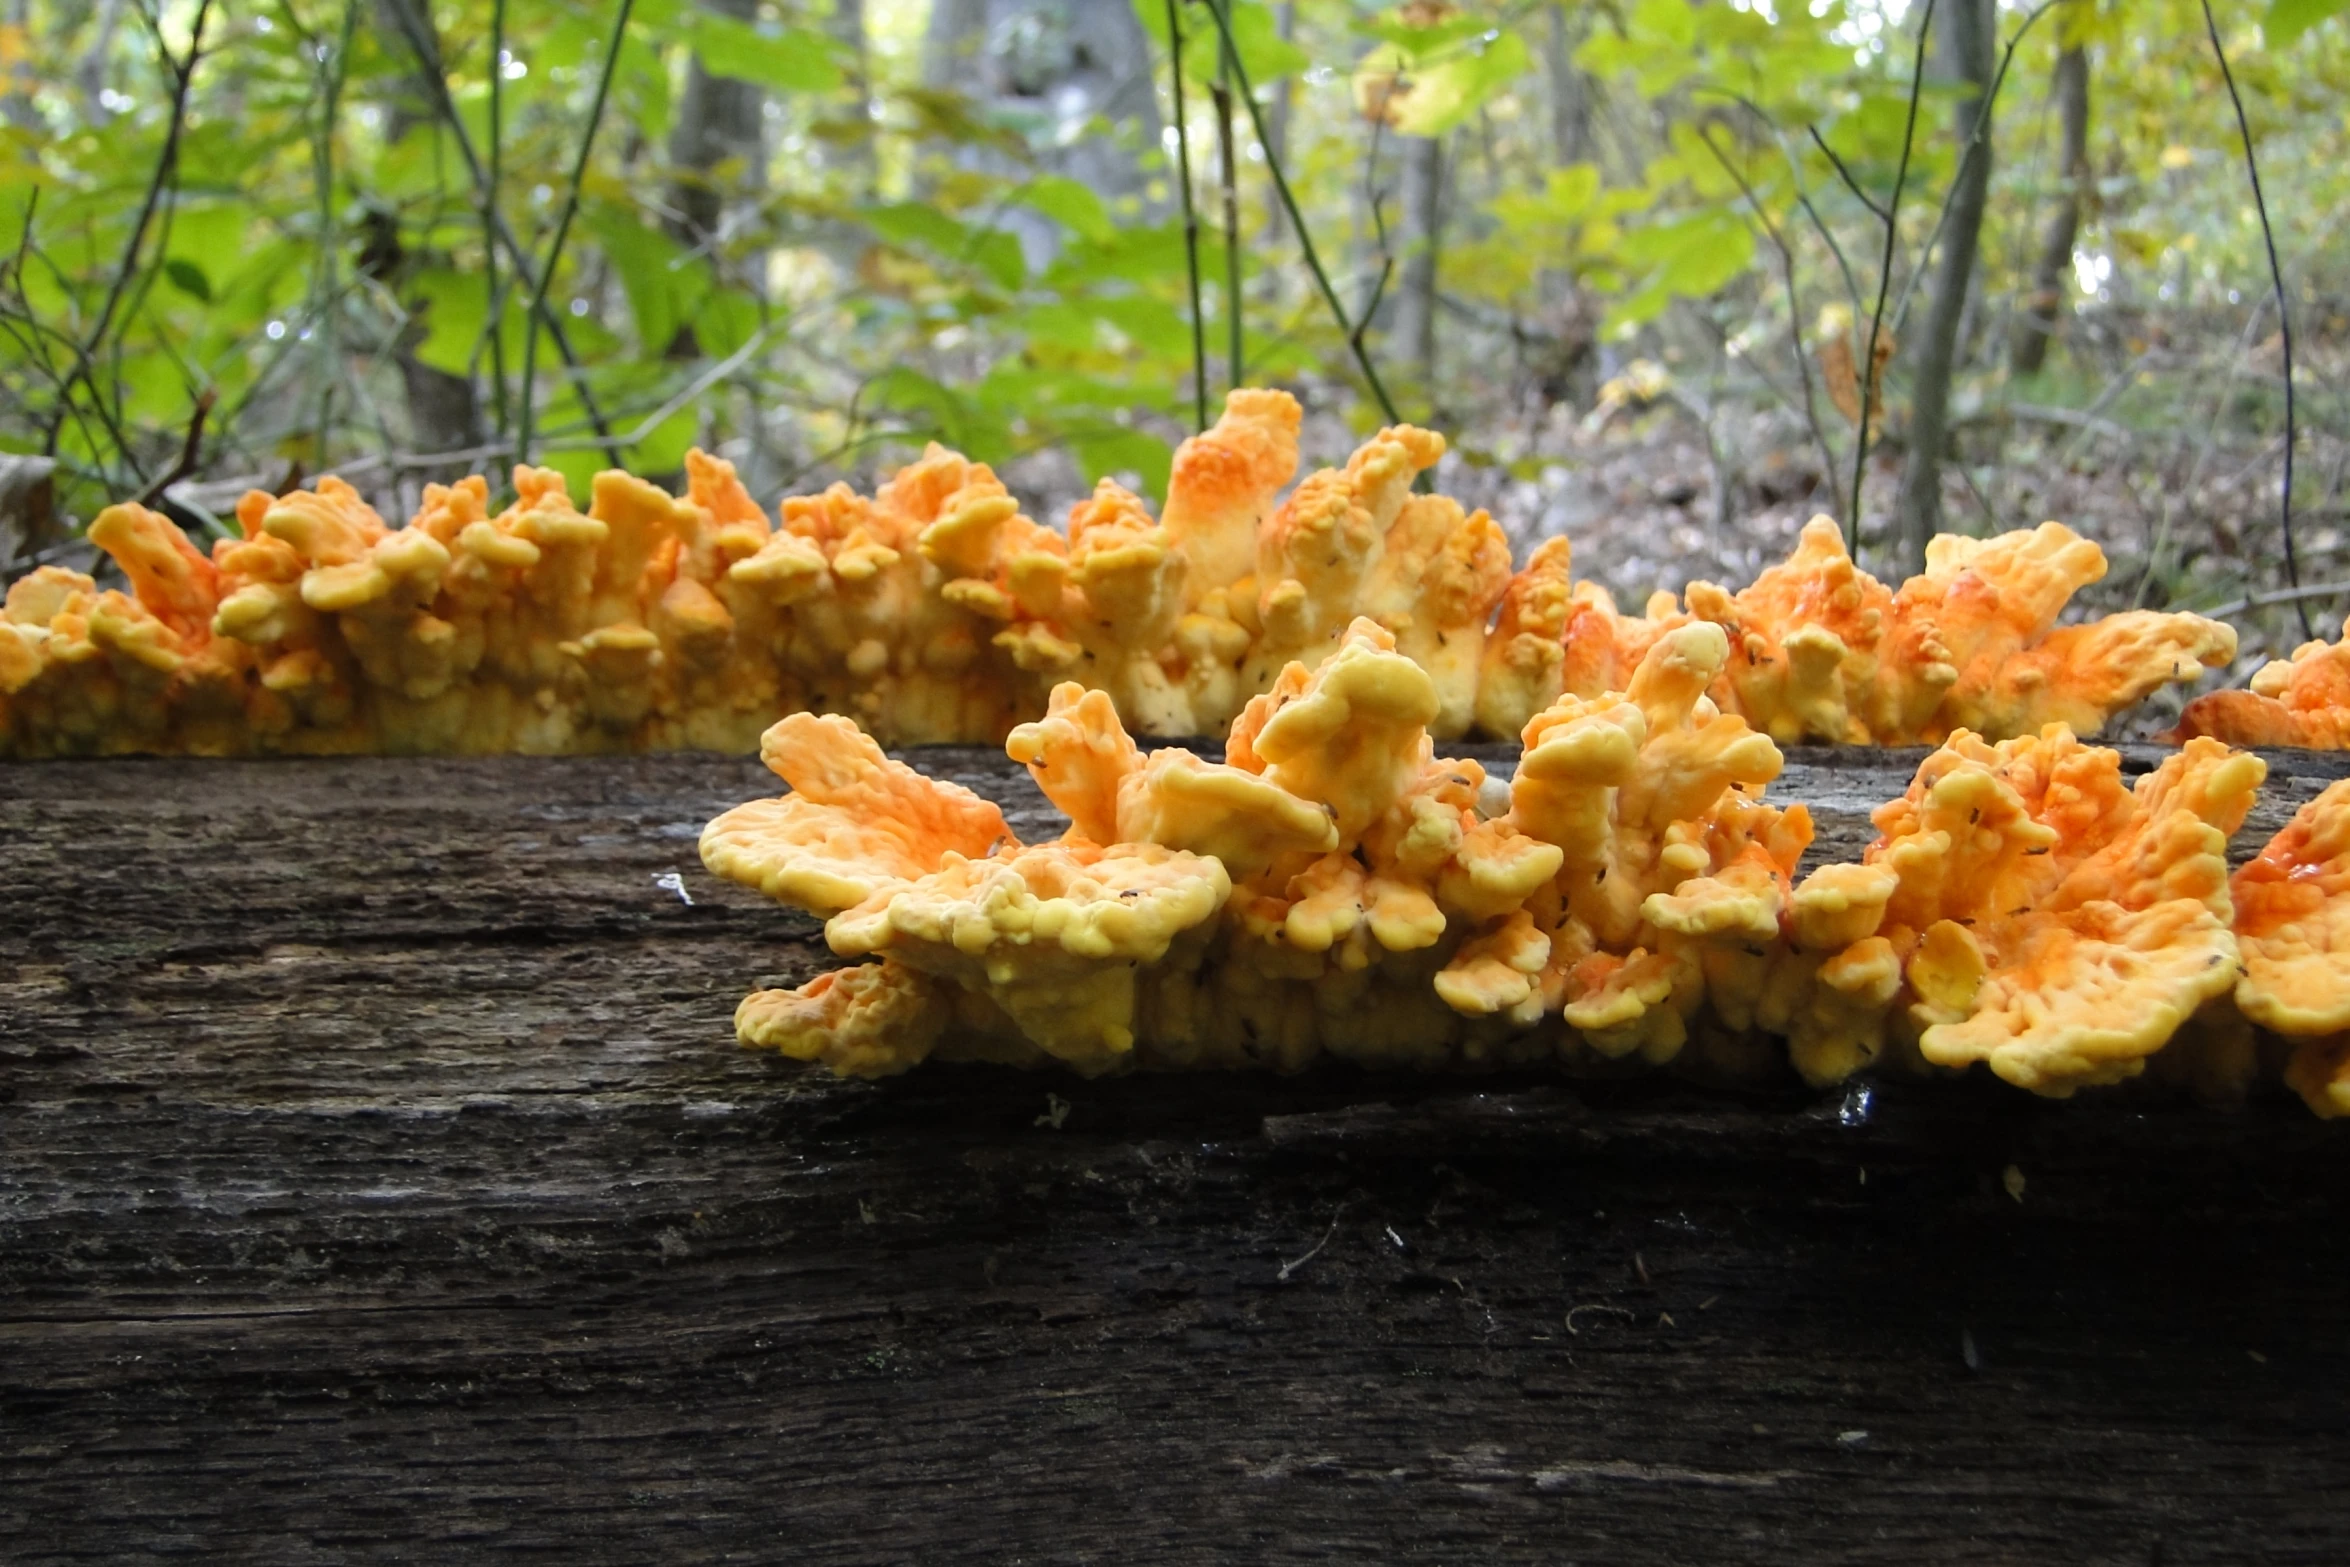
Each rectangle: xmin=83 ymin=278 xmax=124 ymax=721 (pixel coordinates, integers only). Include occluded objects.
xmin=2009 ymin=34 xmax=2088 ymax=377
xmin=923 ymin=0 xmax=1162 ymax=270
xmin=1543 ymin=3 xmax=1590 ymax=167
xmin=69 ymin=0 xmax=125 ymax=126
xmin=667 ymin=0 xmax=768 ymax=296
xmin=1261 ymin=1 xmax=1297 ymax=243
xmin=827 ymin=0 xmax=878 ymax=196
xmin=1895 ymin=0 xmax=1994 ymax=572
xmin=370 ymin=0 xmax=481 ymax=466
xmin=1392 ymin=133 xmax=1445 ymax=392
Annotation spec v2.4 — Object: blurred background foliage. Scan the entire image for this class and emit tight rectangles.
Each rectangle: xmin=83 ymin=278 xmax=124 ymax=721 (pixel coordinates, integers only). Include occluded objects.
xmin=1 ymin=0 xmax=2346 ymax=668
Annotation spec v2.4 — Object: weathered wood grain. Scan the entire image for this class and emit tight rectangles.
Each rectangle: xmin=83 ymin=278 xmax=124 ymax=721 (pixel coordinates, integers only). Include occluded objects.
xmin=5 ymin=744 xmax=2350 ymax=1565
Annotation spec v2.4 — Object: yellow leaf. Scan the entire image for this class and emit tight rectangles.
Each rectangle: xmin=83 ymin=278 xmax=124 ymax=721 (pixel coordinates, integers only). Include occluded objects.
xmin=2160 ymin=145 xmax=2196 ymax=170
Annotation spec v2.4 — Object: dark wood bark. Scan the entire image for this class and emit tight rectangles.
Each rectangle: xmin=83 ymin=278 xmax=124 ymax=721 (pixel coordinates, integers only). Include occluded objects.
xmin=7 ymin=746 xmax=2350 ymax=1562
xmin=2009 ymin=37 xmax=2091 ymax=377
xmin=1896 ymin=0 xmax=1996 ymax=575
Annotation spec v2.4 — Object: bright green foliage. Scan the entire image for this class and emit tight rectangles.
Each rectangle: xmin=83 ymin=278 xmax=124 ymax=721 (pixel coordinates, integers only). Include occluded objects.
xmin=0 ymin=0 xmax=2340 ymax=567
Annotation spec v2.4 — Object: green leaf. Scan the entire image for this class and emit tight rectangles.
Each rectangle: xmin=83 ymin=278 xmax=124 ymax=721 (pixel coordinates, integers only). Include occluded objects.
xmin=162 ymin=258 xmax=212 ymax=303
xmin=629 ymin=407 xmax=699 ymax=474
xmin=2266 ymin=0 xmax=2350 ymax=44
xmin=1065 ymin=426 xmax=1174 ymax=502
xmin=586 ymin=208 xmax=715 ymax=354
xmin=1011 ymin=300 xmax=1101 ymax=351
xmin=863 ymin=202 xmax=1026 ymax=291
xmin=1381 ymin=29 xmax=1531 ymax=138
xmin=408 ymin=268 xmax=489 ymax=379
xmin=672 ymin=12 xmax=843 ymax=93
xmin=692 ymin=286 xmax=764 ymax=359
xmin=1361 ymin=13 xmax=1495 ymax=54
xmin=1018 ymin=175 xmax=1114 ymax=244
xmin=1225 ymin=0 xmax=1311 ymax=84
xmin=865 ymin=368 xmax=1012 ymax=462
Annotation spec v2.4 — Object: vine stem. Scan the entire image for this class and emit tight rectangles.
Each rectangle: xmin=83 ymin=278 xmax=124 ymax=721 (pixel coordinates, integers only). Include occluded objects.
xmin=382 ymin=1 xmax=620 ymax=465
xmin=485 ymin=0 xmax=510 ymax=436
xmin=1849 ymin=0 xmax=1936 ymax=556
xmin=1197 ymin=0 xmax=1399 ymax=424
xmin=1210 ymin=0 xmax=1243 ymax=394
xmin=2201 ymin=0 xmax=2308 ymax=638
xmin=516 ymin=0 xmax=637 ymax=469
xmin=1162 ymin=0 xmax=1208 ymax=432
xmin=43 ymin=0 xmax=214 ymax=462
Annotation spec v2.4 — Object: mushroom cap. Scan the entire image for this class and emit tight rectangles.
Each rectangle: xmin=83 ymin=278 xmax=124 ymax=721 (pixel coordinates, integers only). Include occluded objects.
xmin=1160 ymin=387 xmax=1302 ymax=596
xmin=2174 ymin=615 xmax=2350 ymax=749
xmin=827 ymin=839 xmax=1229 ymax=968
xmin=736 ymin=961 xmax=949 ymax=1079
xmin=700 ymin=712 xmax=1013 ymax=916
xmin=1007 ymin=682 xmax=1142 ymax=846
xmin=1231 ymin=618 xmax=1443 ymax=841
xmin=1869 ymin=726 xmax=2266 ymax=1094
xmin=2234 ymin=777 xmax=2350 ymax=1036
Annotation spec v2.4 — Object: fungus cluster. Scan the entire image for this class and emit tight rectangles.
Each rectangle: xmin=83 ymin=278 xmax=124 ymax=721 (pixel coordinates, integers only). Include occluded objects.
xmin=5 ymin=391 xmax=2237 ymax=757
xmin=706 ymin=632 xmax=2350 ymax=1115
xmin=2173 ymin=616 xmax=2350 ymax=750
xmin=1479 ymin=515 xmax=2239 ymax=746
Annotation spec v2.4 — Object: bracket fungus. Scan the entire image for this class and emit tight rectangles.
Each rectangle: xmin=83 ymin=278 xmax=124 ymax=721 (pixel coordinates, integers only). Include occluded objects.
xmin=1811 ymin=728 xmax=2266 ymax=1095
xmin=707 ymin=668 xmax=2350 ymax=1115
xmin=709 ymin=617 xmax=1852 ymax=1085
xmin=2173 ymin=615 xmax=2350 ymax=750
xmin=2 ymin=393 xmax=2240 ymax=758
xmin=1473 ymin=517 xmax=2236 ymax=747
xmin=2231 ymin=779 xmax=2350 ymax=1115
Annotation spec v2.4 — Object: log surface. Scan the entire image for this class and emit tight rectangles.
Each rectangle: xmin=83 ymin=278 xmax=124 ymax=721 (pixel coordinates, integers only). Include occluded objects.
xmin=6 ymin=744 xmax=2350 ymax=1564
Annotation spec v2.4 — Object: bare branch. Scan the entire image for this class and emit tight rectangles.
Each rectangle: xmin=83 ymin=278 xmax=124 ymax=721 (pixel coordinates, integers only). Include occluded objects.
xmin=2201 ymin=0 xmax=2309 ymax=638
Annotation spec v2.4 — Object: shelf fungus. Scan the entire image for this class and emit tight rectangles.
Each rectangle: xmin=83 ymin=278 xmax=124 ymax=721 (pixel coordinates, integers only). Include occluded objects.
xmin=2173 ymin=615 xmax=2350 ymax=750
xmin=1476 ymin=517 xmax=2237 ymax=747
xmin=709 ymin=664 xmax=2350 ymax=1114
xmin=1784 ymin=727 xmax=2267 ymax=1097
xmin=3 ymin=394 xmax=2240 ymax=759
xmin=708 ymin=617 xmax=1841 ymax=1083
xmin=2231 ymin=779 xmax=2350 ymax=1115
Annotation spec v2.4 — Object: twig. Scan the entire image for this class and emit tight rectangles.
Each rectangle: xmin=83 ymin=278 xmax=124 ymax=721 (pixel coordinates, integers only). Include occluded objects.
xmin=1197 ymin=0 xmax=1399 ymax=423
xmin=517 ymin=0 xmax=637 ymax=468
xmin=1807 ymin=125 xmax=1890 ymax=225
xmin=484 ymin=0 xmax=511 ymax=434
xmin=1209 ymin=0 xmax=1243 ymax=394
xmin=1953 ymin=459 xmax=2003 ymax=534
xmin=1277 ymin=1205 xmax=1347 ymax=1282
xmin=1999 ymin=400 xmax=2130 ymax=443
xmin=43 ymin=0 xmax=214 ymax=463
xmin=1849 ymin=0 xmax=1935 ymax=554
xmin=129 ymin=385 xmax=214 ymax=508
xmin=1887 ymin=0 xmax=2066 ymax=340
xmin=382 ymin=0 xmax=620 ymax=465
xmin=2196 ymin=580 xmax=2350 ymax=622
xmin=2202 ymin=0 xmax=2309 ymax=638
xmin=1161 ymin=0 xmax=1208 ymax=431
xmin=1353 ymin=126 xmax=1397 ymax=365
xmin=614 ymin=322 xmax=776 ymax=450
xmin=1695 ymin=124 xmax=1841 ymax=511
xmin=309 ymin=0 xmax=358 ymax=468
